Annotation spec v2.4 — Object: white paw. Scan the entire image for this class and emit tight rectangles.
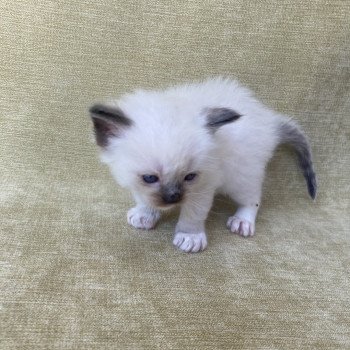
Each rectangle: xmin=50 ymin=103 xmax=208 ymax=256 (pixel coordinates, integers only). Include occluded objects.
xmin=127 ymin=207 xmax=160 ymax=230
xmin=226 ymin=216 xmax=255 ymax=237
xmin=173 ymin=232 xmax=207 ymax=253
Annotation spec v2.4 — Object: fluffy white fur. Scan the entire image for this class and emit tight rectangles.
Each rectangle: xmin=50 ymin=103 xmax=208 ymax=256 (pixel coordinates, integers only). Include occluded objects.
xmin=90 ymin=77 xmax=315 ymax=253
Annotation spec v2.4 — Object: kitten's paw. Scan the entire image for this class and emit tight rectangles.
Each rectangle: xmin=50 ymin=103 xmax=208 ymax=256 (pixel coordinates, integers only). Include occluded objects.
xmin=173 ymin=232 xmax=207 ymax=253
xmin=127 ymin=207 xmax=160 ymax=230
xmin=226 ymin=216 xmax=255 ymax=237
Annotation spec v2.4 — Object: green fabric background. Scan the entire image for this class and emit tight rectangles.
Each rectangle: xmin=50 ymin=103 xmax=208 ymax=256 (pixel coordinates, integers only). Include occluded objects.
xmin=1 ymin=1 xmax=349 ymax=349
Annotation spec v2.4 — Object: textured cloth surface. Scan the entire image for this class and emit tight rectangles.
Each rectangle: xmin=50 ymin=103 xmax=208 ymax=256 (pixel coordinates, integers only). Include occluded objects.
xmin=1 ymin=1 xmax=349 ymax=349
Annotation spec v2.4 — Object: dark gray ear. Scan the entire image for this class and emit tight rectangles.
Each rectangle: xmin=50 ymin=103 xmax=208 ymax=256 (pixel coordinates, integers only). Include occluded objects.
xmin=89 ymin=104 xmax=132 ymax=147
xmin=205 ymin=107 xmax=241 ymax=132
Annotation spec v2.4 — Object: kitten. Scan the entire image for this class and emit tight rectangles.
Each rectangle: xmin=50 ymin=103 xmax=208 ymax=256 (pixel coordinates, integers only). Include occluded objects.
xmin=89 ymin=77 xmax=316 ymax=253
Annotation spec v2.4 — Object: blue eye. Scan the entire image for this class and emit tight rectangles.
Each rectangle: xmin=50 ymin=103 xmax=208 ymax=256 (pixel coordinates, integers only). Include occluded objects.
xmin=184 ymin=173 xmax=197 ymax=181
xmin=142 ymin=175 xmax=159 ymax=184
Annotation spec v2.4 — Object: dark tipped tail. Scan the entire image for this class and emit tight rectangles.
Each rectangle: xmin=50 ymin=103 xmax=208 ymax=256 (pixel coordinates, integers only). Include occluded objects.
xmin=278 ymin=120 xmax=317 ymax=199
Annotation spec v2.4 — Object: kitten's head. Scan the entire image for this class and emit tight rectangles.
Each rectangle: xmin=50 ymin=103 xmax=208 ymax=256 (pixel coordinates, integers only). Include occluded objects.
xmin=89 ymin=93 xmax=240 ymax=210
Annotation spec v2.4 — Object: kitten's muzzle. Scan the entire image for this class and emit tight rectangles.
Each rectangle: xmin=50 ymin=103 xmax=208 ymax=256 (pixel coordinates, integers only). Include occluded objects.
xmin=161 ymin=184 xmax=183 ymax=204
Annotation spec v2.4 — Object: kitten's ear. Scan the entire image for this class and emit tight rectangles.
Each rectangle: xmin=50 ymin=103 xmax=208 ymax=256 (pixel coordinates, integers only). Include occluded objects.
xmin=205 ymin=107 xmax=241 ymax=133
xmin=89 ymin=104 xmax=132 ymax=147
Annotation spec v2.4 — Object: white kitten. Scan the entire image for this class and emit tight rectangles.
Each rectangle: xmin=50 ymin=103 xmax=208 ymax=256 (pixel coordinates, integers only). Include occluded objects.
xmin=89 ymin=77 xmax=316 ymax=253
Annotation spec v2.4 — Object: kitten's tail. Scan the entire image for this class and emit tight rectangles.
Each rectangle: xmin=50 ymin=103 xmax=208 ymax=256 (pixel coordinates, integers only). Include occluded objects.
xmin=278 ymin=119 xmax=317 ymax=199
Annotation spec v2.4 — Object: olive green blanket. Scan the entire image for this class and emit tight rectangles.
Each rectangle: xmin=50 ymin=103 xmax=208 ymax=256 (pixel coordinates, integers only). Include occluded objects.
xmin=1 ymin=1 xmax=349 ymax=349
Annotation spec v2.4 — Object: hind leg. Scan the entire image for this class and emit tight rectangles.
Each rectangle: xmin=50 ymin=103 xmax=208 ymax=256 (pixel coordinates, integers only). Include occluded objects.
xmin=226 ymin=205 xmax=259 ymax=237
xmin=225 ymin=173 xmax=263 ymax=237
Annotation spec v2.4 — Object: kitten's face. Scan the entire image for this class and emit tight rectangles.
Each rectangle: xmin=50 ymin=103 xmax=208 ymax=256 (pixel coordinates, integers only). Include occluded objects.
xmin=133 ymin=168 xmax=200 ymax=209
xmin=89 ymin=100 xmax=240 ymax=209
xmin=106 ymin=125 xmax=215 ymax=210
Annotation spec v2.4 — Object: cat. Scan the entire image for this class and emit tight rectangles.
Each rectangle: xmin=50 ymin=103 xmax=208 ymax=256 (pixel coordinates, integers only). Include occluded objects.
xmin=89 ymin=77 xmax=316 ymax=253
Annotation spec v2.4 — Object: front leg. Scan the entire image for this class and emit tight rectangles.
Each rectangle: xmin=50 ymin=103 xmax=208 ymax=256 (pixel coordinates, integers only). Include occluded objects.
xmin=127 ymin=205 xmax=160 ymax=230
xmin=173 ymin=191 xmax=214 ymax=253
xmin=127 ymin=193 xmax=161 ymax=230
